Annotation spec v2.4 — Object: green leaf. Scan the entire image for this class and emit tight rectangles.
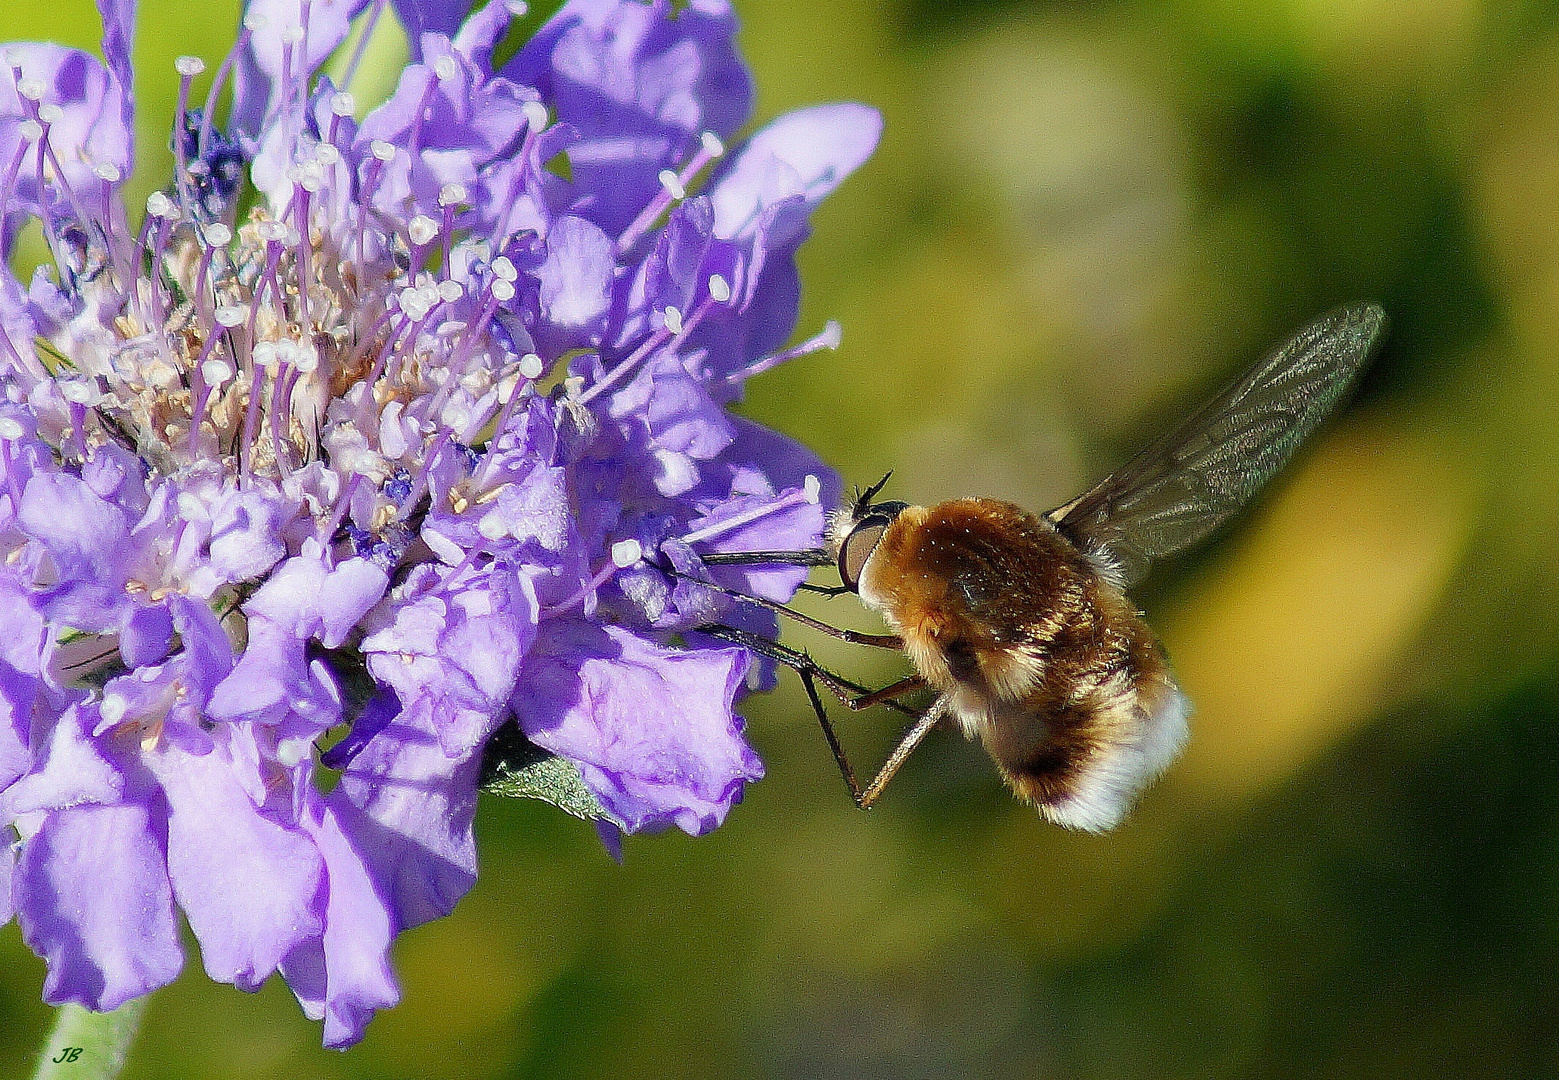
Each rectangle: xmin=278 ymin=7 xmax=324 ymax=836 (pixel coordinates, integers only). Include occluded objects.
xmin=480 ymin=721 xmax=620 ymax=826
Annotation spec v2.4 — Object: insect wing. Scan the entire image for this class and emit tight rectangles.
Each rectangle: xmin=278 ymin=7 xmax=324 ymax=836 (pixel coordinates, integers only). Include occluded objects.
xmin=1049 ymin=303 xmax=1387 ymax=587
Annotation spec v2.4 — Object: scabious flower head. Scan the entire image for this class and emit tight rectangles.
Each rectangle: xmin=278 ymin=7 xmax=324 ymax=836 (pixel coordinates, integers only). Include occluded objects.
xmin=0 ymin=0 xmax=879 ymax=1046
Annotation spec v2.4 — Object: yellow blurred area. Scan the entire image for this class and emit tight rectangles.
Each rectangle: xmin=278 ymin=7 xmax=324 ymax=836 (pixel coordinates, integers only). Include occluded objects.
xmin=1162 ymin=420 xmax=1477 ymax=799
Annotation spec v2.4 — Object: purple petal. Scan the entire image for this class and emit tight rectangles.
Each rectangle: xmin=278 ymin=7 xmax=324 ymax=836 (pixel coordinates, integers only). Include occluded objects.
xmin=118 ymin=603 xmax=174 ymax=669
xmin=391 ymin=0 xmax=472 ymax=48
xmin=146 ymin=740 xmax=325 ymax=992
xmin=515 ymin=620 xmax=760 ymax=835
xmin=279 ymin=792 xmax=400 ymax=1049
xmin=15 ymin=802 xmax=183 ymax=1010
xmin=688 ymin=488 xmax=827 ymax=602
xmin=3 ymin=706 xmax=125 ymax=817
xmin=705 ymin=413 xmax=842 ymax=510
xmin=205 ymin=618 xmax=342 ymax=732
xmin=206 ymin=489 xmax=290 ymax=584
xmin=333 ymin=697 xmax=483 ymax=929
xmin=20 ymin=461 xmax=130 ymax=583
xmin=0 ymin=571 xmax=48 ymax=679
xmin=505 ymin=0 xmax=753 ymax=235
xmin=0 ymin=263 xmax=36 ymax=365
xmin=450 ymin=0 xmax=513 ymax=67
xmin=710 ymin=102 xmax=882 ymax=240
xmin=245 ymin=547 xmax=389 ymax=648
xmin=95 ymin=0 xmax=136 ymax=168
xmin=232 ymin=0 xmax=374 ymax=141
xmin=166 ymin=594 xmax=237 ymax=702
xmin=363 ymin=566 xmax=537 ymax=755
xmin=0 ymin=669 xmax=30 ymax=792
xmin=0 ymin=45 xmax=132 ymax=215
xmin=535 ymin=215 xmax=615 ymax=351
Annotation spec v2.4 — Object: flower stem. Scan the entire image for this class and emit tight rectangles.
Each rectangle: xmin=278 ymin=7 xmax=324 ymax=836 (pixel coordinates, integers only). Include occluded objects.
xmin=31 ymin=999 xmax=147 ymax=1080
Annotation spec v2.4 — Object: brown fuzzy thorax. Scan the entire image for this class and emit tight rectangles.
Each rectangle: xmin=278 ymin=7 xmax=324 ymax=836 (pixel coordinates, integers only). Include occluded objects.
xmin=856 ymin=497 xmax=1183 ymax=828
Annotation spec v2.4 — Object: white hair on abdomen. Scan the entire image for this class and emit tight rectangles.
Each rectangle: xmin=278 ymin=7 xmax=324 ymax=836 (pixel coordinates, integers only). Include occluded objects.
xmin=1040 ymin=687 xmax=1191 ymax=833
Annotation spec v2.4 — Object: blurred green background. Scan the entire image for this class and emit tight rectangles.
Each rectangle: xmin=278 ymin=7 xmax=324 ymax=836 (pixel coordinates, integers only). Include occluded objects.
xmin=6 ymin=0 xmax=1559 ymax=1075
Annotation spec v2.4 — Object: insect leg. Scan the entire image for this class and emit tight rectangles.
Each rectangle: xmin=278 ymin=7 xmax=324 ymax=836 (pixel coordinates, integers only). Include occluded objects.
xmin=693 ymin=623 xmax=916 ymax=715
xmin=857 ymin=705 xmax=943 ymax=808
xmin=849 ymin=674 xmax=926 ymax=710
xmin=695 ymin=623 xmax=937 ymax=808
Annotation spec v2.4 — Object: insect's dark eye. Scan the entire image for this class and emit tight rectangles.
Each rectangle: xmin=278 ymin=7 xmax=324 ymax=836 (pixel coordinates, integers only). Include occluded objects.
xmin=838 ymin=515 xmax=891 ymax=591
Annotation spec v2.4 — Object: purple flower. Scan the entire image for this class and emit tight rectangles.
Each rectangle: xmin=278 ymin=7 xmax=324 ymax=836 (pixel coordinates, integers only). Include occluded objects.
xmin=0 ymin=0 xmax=877 ymax=1048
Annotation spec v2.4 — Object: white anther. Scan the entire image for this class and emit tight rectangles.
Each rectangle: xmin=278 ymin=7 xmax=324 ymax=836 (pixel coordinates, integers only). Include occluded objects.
xmin=657 ymin=169 xmax=686 ymax=200
xmin=437 ymin=280 xmax=464 ymax=303
xmin=213 ymin=305 xmax=247 ymax=328
xmin=505 ymin=0 xmax=528 ymax=14
xmin=94 ymin=162 xmax=122 ymax=183
xmin=0 ymin=416 xmax=24 ymax=440
xmin=804 ymin=474 xmax=821 ymax=504
xmin=707 ymin=273 xmax=731 ymax=303
xmin=700 ymin=131 xmax=725 ymax=158
xmin=331 ymin=91 xmax=356 ymax=117
xmin=293 ymin=344 xmax=319 ymax=373
xmin=252 ymin=341 xmax=279 ymax=371
xmin=99 ymin=693 xmax=128 ymax=723
xmin=611 ymin=539 xmax=643 ymax=568
xmin=662 ymin=306 xmax=683 ymax=335
xmin=242 ymin=11 xmax=267 ymax=31
xmin=372 ymin=140 xmax=397 ymax=162
xmin=407 ymin=215 xmax=439 ymax=246
xmin=15 ymin=77 xmax=45 ymax=101
xmin=203 ymin=222 xmax=232 ymax=247
xmin=315 ymin=143 xmax=341 ymax=167
xmin=491 ymin=278 xmax=515 ymax=302
xmin=522 ymin=100 xmax=548 ymax=132
xmin=145 ymin=191 xmax=178 ymax=220
xmin=256 ymin=219 xmax=290 ymax=243
xmin=491 ymin=255 xmax=517 ymax=282
xmin=292 ymin=160 xmax=325 ymax=193
xmin=17 ymin=120 xmax=41 ymax=143
xmin=175 ymin=56 xmax=206 ymax=77
xmin=477 ymin=513 xmax=510 ymax=541
xmin=202 ymin=358 xmax=235 ymax=384
xmin=36 ymin=103 xmax=63 ymax=125
xmin=59 ymin=380 xmax=97 ymax=404
xmin=434 ymin=55 xmax=458 ymax=80
xmin=519 ymin=352 xmax=544 ymax=379
xmin=438 ymin=183 xmax=468 ymax=207
xmin=280 ymin=26 xmax=305 ymax=47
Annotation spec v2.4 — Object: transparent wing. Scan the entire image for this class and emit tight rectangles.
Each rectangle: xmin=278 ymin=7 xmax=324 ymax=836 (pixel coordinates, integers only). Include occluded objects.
xmin=1048 ymin=303 xmax=1387 ymax=588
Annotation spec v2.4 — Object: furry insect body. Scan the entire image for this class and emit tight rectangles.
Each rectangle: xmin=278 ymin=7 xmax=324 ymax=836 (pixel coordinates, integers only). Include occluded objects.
xmin=844 ymin=498 xmax=1187 ymax=831
xmin=692 ymin=303 xmax=1386 ymax=831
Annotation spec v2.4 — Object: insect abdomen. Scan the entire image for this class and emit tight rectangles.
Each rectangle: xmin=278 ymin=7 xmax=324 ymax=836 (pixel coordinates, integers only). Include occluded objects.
xmin=990 ymin=638 xmax=1187 ymax=832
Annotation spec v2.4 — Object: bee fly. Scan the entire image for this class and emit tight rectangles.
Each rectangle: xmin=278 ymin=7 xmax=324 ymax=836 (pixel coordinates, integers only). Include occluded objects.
xmin=680 ymin=304 xmax=1387 ymax=831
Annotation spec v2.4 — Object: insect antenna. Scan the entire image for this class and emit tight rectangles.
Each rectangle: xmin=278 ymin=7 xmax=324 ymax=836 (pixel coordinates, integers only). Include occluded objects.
xmin=854 ymin=471 xmax=893 ymax=512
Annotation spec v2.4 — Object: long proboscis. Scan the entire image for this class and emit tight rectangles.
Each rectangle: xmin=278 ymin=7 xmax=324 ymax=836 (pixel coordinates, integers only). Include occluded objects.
xmin=695 ymin=548 xmax=834 ymax=567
